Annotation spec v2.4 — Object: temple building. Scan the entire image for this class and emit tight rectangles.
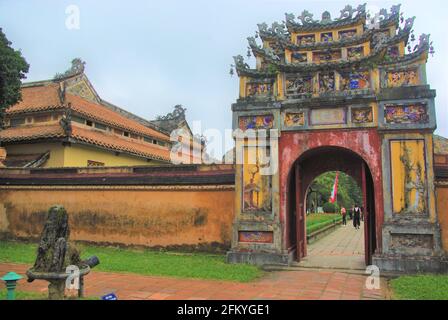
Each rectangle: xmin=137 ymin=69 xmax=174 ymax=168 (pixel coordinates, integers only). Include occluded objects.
xmin=227 ymin=4 xmax=448 ymax=272
xmin=0 ymin=60 xmax=201 ymax=167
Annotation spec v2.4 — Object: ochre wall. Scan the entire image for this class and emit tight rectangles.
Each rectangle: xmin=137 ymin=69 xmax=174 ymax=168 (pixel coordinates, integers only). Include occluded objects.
xmin=436 ymin=186 xmax=448 ymax=251
xmin=63 ymin=144 xmax=164 ymax=167
xmin=0 ymin=187 xmax=235 ymax=250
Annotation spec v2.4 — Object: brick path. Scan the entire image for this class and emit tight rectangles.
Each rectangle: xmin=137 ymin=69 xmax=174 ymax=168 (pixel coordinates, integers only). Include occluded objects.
xmin=0 ymin=262 xmax=387 ymax=300
xmin=298 ymin=221 xmax=365 ymax=270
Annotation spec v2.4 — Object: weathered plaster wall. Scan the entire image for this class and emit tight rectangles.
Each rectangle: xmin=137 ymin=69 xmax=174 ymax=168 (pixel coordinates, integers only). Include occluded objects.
xmin=0 ymin=186 xmax=235 ymax=250
xmin=436 ymin=186 xmax=448 ymax=251
xmin=63 ymin=144 xmax=165 ymax=167
xmin=279 ymin=128 xmax=384 ymax=252
xmin=4 ymin=142 xmax=166 ymax=168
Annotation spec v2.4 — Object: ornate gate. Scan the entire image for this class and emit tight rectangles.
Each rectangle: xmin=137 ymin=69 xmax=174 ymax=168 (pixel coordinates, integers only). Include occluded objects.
xmin=227 ymin=4 xmax=446 ymax=272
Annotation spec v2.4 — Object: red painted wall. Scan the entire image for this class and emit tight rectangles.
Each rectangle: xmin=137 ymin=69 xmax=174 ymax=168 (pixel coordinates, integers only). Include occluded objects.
xmin=279 ymin=128 xmax=384 ymax=253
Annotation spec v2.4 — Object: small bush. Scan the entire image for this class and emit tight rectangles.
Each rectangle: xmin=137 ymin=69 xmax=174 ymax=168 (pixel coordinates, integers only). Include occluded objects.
xmin=322 ymin=202 xmax=338 ymax=213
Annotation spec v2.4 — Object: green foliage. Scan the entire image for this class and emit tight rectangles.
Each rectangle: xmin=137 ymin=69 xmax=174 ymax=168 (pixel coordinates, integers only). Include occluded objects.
xmin=266 ymin=63 xmax=278 ymax=74
xmin=390 ymin=275 xmax=448 ymax=300
xmin=308 ymin=171 xmax=362 ymax=211
xmin=0 ymin=28 xmax=29 ymax=121
xmin=322 ymin=202 xmax=338 ymax=213
xmin=0 ymin=241 xmax=262 ymax=282
xmin=306 ymin=213 xmax=342 ymax=234
xmin=0 ymin=290 xmax=47 ymax=300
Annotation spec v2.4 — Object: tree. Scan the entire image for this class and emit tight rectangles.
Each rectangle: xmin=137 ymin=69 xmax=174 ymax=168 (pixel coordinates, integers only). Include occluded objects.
xmin=0 ymin=28 xmax=29 ymax=124
xmin=308 ymin=171 xmax=362 ymax=210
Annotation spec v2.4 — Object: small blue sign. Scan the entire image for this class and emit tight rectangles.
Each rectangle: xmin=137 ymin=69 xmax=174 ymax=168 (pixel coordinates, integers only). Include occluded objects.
xmin=101 ymin=293 xmax=118 ymax=300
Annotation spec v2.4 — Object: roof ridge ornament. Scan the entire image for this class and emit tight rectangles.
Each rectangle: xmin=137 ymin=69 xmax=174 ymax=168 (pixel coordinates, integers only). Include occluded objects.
xmin=233 ymin=55 xmax=250 ymax=70
xmin=54 ymin=58 xmax=86 ymax=80
xmin=321 ymin=11 xmax=332 ymax=24
xmin=257 ymin=21 xmax=288 ymax=39
xmin=336 ymin=3 xmax=366 ymax=21
xmin=285 ymin=13 xmax=295 ymax=25
xmin=247 ymin=37 xmax=260 ymax=49
xmin=297 ymin=10 xmax=318 ymax=25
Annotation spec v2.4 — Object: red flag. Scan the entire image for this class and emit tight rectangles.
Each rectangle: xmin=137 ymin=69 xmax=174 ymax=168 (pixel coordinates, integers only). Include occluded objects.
xmin=329 ymin=172 xmax=339 ymax=204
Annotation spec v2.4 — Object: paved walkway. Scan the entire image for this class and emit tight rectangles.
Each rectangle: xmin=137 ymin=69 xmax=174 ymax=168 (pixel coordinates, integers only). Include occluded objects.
xmin=298 ymin=221 xmax=365 ymax=270
xmin=0 ymin=262 xmax=387 ymax=300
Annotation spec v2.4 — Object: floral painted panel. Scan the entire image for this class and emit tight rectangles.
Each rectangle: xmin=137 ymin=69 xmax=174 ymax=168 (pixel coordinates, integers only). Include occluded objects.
xmin=239 ymin=115 xmax=274 ymax=130
xmin=347 ymin=46 xmax=364 ymax=59
xmin=384 ymin=103 xmax=428 ymax=124
xmin=313 ymin=50 xmax=341 ymax=63
xmin=351 ymin=107 xmax=373 ymax=123
xmin=286 ymin=75 xmax=313 ymax=96
xmin=246 ymin=82 xmax=272 ymax=97
xmin=284 ymin=112 xmax=305 ymax=127
xmin=319 ymin=72 xmax=336 ymax=92
xmin=387 ymin=69 xmax=419 ymax=87
xmin=291 ymin=51 xmax=307 ymax=63
xmin=297 ymin=34 xmax=315 ymax=45
xmin=338 ymin=29 xmax=357 ymax=39
xmin=238 ymin=231 xmax=273 ymax=243
xmin=320 ymin=32 xmax=333 ymax=42
xmin=340 ymin=71 xmax=370 ymax=90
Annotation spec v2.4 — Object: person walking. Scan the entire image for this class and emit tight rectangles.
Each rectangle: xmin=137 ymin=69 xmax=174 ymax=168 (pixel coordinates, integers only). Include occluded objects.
xmin=341 ymin=206 xmax=347 ymax=226
xmin=353 ymin=204 xmax=361 ymax=230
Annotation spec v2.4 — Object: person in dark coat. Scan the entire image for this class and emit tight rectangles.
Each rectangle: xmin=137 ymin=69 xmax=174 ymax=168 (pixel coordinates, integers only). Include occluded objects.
xmin=353 ymin=205 xmax=361 ymax=230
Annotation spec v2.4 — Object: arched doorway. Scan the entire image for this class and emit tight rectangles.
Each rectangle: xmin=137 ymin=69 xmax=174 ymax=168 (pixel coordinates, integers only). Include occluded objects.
xmin=287 ymin=146 xmax=377 ymax=266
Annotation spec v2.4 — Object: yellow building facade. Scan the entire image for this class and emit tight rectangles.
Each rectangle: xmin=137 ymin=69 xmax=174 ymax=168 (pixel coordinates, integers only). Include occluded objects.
xmin=0 ymin=62 xmax=179 ymax=168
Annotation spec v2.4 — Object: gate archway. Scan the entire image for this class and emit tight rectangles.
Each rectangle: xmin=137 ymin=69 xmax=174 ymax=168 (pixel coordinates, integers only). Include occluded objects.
xmin=287 ymin=146 xmax=377 ymax=265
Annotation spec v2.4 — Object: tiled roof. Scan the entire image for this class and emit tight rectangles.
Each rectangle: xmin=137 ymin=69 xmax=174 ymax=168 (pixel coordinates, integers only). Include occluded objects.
xmin=70 ymin=124 xmax=171 ymax=161
xmin=5 ymin=84 xmax=170 ymax=142
xmin=2 ymin=80 xmax=174 ymax=162
xmin=6 ymin=83 xmax=63 ymax=114
xmin=66 ymin=94 xmax=170 ymax=142
xmin=0 ymin=123 xmax=66 ymax=142
xmin=434 ymin=135 xmax=448 ymax=155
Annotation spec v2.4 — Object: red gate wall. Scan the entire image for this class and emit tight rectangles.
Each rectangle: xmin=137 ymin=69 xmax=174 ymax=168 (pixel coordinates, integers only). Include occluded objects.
xmin=279 ymin=128 xmax=384 ymax=253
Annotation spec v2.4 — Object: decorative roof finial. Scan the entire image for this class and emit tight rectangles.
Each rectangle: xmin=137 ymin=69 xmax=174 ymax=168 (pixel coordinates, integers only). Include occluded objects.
xmin=54 ymin=58 xmax=86 ymax=80
xmin=285 ymin=13 xmax=295 ymax=24
xmin=297 ymin=10 xmax=317 ymax=25
xmin=321 ymin=11 xmax=332 ymax=23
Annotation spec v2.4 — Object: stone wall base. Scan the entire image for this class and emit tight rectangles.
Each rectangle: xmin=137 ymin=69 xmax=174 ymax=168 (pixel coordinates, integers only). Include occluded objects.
xmin=373 ymin=254 xmax=448 ymax=273
xmin=226 ymin=251 xmax=293 ymax=266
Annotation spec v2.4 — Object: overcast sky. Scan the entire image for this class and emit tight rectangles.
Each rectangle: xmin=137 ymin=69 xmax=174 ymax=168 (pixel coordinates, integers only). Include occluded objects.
xmin=1 ymin=0 xmax=446 ymax=157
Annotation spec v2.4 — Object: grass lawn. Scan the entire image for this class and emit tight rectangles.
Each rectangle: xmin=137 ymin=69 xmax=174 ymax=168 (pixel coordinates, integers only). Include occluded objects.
xmin=390 ymin=275 xmax=448 ymax=300
xmin=306 ymin=213 xmax=342 ymax=234
xmin=0 ymin=290 xmax=47 ymax=300
xmin=0 ymin=241 xmax=262 ymax=282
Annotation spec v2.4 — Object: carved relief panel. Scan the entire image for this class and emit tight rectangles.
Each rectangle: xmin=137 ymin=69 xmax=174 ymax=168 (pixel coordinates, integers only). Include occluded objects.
xmin=242 ymin=146 xmax=272 ymax=213
xmin=384 ymin=103 xmax=428 ymax=124
xmin=239 ymin=115 xmax=274 ymax=130
xmin=390 ymin=139 xmax=427 ymax=214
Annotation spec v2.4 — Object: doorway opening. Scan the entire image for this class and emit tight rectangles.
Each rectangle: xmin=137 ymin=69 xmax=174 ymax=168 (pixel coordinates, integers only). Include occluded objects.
xmin=287 ymin=146 xmax=377 ymax=269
